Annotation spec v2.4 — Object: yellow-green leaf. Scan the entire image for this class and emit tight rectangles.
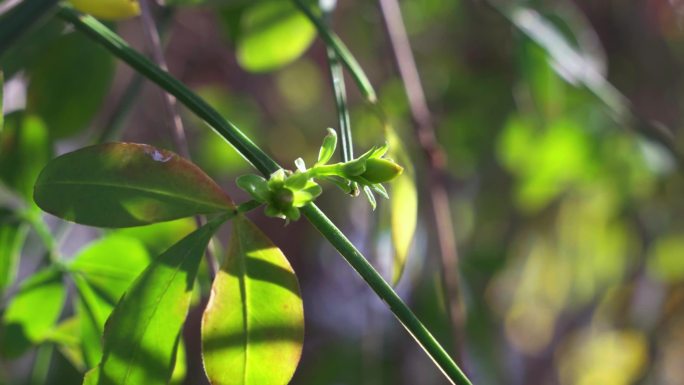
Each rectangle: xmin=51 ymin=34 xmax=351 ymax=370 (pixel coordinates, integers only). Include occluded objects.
xmin=96 ymin=216 xmax=225 ymax=385
xmin=34 ymin=143 xmax=234 ymax=228
xmin=237 ymin=1 xmax=316 ymax=72
xmin=69 ymin=0 xmax=140 ymax=21
xmin=387 ymin=128 xmax=417 ymax=285
xmin=202 ymin=215 xmax=304 ymax=385
xmin=0 ymin=267 xmax=66 ymax=358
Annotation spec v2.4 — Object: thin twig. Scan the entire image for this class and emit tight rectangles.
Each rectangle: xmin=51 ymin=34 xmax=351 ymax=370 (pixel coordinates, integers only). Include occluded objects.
xmin=378 ymin=0 xmax=466 ymax=359
xmin=138 ymin=0 xmax=218 ymax=278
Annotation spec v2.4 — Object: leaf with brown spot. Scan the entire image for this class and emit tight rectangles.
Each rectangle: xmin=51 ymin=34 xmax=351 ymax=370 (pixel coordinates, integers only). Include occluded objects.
xmin=34 ymin=142 xmax=234 ymax=228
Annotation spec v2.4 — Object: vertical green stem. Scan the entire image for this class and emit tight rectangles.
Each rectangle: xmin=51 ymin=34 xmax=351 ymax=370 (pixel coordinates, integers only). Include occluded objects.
xmin=320 ymin=1 xmax=356 ymax=196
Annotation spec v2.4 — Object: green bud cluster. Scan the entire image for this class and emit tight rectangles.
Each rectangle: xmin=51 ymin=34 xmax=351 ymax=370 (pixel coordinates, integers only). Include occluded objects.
xmin=237 ymin=128 xmax=403 ymax=222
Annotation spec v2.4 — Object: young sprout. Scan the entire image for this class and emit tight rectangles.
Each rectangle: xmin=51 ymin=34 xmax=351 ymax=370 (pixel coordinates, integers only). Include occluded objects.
xmin=237 ymin=128 xmax=403 ymax=221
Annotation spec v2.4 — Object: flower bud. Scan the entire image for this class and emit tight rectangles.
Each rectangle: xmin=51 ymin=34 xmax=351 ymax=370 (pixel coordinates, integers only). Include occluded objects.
xmin=359 ymin=158 xmax=403 ymax=184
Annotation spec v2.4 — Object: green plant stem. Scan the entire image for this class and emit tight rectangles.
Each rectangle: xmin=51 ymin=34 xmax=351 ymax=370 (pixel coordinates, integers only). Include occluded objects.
xmin=291 ymin=0 xmax=377 ymax=104
xmin=21 ymin=210 xmax=59 ymax=262
xmin=320 ymin=3 xmax=358 ymax=196
xmin=29 ymin=344 xmax=53 ymax=385
xmin=301 ymin=204 xmax=470 ymax=384
xmin=51 ymin=8 xmax=470 ymax=384
xmin=0 ymin=0 xmax=59 ymax=55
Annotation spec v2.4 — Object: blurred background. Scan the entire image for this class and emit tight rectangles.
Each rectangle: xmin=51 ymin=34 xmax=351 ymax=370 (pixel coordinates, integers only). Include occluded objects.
xmin=2 ymin=0 xmax=684 ymax=384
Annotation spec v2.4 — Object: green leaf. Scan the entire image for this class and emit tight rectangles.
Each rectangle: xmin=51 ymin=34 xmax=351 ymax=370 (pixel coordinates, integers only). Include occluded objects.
xmin=26 ymin=30 xmax=115 ymax=138
xmin=70 ymin=234 xmax=150 ymax=303
xmin=202 ymin=215 xmax=304 ymax=385
xmin=46 ymin=316 xmax=86 ymax=372
xmin=83 ymin=367 xmax=100 ymax=385
xmin=0 ymin=112 xmax=52 ymax=200
xmin=73 ymin=274 xmax=113 ymax=369
xmin=387 ymin=129 xmax=417 ymax=285
xmin=96 ymin=216 xmax=225 ymax=385
xmin=236 ymin=174 xmax=269 ymax=202
xmin=0 ymin=267 xmax=67 ymax=358
xmin=237 ymin=1 xmax=316 ymax=72
xmin=34 ymin=143 xmax=234 ymax=228
xmin=112 ymin=218 xmax=196 ymax=256
xmin=69 ymin=235 xmax=149 ymax=368
xmin=0 ymin=208 xmax=29 ymax=296
xmin=170 ymin=340 xmax=187 ymax=385
xmin=316 ymin=128 xmax=337 ymax=165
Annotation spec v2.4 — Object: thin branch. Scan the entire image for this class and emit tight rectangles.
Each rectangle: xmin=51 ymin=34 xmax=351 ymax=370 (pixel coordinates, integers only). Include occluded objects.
xmin=320 ymin=2 xmax=357 ymax=198
xmin=138 ymin=0 xmax=218 ymax=277
xmin=378 ymin=0 xmax=466 ymax=359
xmin=56 ymin=8 xmax=472 ymax=384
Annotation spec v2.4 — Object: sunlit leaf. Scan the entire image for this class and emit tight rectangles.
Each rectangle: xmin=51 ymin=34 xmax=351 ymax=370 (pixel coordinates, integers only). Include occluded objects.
xmin=83 ymin=367 xmax=100 ymax=385
xmin=237 ymin=1 xmax=316 ymax=72
xmin=387 ymin=128 xmax=417 ymax=285
xmin=27 ymin=30 xmax=115 ymax=138
xmin=112 ymin=218 xmax=196 ymax=256
xmin=202 ymin=215 xmax=304 ymax=385
xmin=73 ymin=274 xmax=114 ymax=369
xmin=170 ymin=340 xmax=187 ymax=385
xmin=316 ymin=128 xmax=337 ymax=165
xmin=0 ymin=267 xmax=66 ymax=358
xmin=0 ymin=208 xmax=28 ymax=296
xmin=34 ymin=143 xmax=234 ymax=228
xmin=0 ymin=112 xmax=52 ymax=200
xmin=69 ymin=0 xmax=141 ymax=20
xmin=70 ymin=234 xmax=150 ymax=302
xmin=46 ymin=316 xmax=86 ymax=372
xmin=96 ymin=216 xmax=225 ymax=385
xmin=69 ymin=235 xmax=149 ymax=368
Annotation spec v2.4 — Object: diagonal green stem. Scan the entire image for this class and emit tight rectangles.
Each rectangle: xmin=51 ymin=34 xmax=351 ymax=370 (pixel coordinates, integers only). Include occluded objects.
xmin=46 ymin=7 xmax=471 ymax=385
xmin=292 ymin=0 xmax=377 ymax=104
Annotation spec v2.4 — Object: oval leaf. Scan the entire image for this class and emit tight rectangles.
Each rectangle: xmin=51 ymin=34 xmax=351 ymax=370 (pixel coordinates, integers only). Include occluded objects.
xmin=237 ymin=1 xmax=316 ymax=72
xmin=0 ymin=267 xmax=66 ymax=357
xmin=202 ymin=215 xmax=304 ymax=385
xmin=96 ymin=216 xmax=225 ymax=385
xmin=387 ymin=128 xmax=417 ymax=285
xmin=34 ymin=143 xmax=234 ymax=228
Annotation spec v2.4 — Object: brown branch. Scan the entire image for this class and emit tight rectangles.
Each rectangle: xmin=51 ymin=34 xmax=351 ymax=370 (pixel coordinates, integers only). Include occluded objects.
xmin=139 ymin=0 xmax=218 ymax=278
xmin=378 ymin=0 xmax=466 ymax=360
